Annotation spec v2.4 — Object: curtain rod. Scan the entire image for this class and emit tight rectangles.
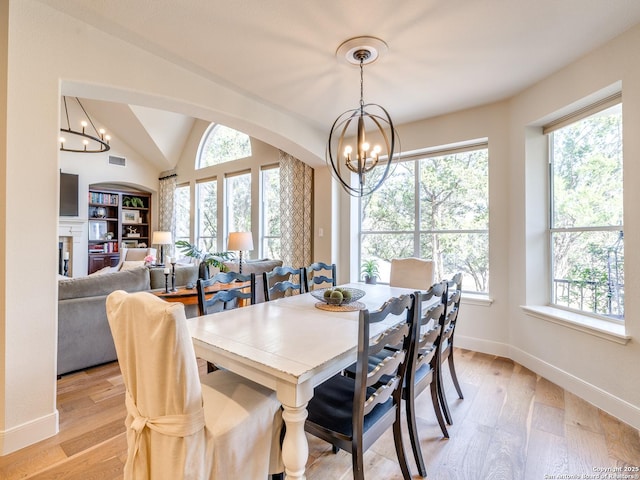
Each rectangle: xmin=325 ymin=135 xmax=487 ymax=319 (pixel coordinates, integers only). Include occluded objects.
xmin=158 ymin=173 xmax=177 ymax=181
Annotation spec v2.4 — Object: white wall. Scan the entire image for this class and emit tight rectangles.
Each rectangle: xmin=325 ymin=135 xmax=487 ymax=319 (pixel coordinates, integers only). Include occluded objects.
xmin=2 ymin=0 xmax=640 ymax=456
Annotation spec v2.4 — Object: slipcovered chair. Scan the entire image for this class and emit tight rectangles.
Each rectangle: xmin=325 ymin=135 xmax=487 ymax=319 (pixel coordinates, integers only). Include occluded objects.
xmin=106 ymin=290 xmax=283 ymax=480
xmin=389 ymin=257 xmax=434 ymax=290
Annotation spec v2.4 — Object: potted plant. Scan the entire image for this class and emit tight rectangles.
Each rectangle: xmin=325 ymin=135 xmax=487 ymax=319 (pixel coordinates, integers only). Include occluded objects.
xmin=175 ymin=240 xmax=233 ymax=279
xmin=361 ymin=259 xmax=380 ymax=284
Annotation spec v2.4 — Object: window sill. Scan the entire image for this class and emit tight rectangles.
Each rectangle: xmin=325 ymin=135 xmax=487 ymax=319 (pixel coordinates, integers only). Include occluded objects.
xmin=521 ymin=305 xmax=630 ymax=345
xmin=462 ymin=293 xmax=493 ymax=307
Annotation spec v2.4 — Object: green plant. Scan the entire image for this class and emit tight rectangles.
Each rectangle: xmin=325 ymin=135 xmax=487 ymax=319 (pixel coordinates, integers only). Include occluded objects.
xmin=360 ymin=258 xmax=379 ymax=280
xmin=122 ymin=196 xmax=144 ymax=207
xmin=175 ymin=240 xmax=233 ymax=271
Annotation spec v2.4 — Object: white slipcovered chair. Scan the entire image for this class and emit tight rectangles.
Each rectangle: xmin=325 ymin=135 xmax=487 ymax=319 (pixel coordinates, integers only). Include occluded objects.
xmin=106 ymin=290 xmax=283 ymax=480
xmin=389 ymin=257 xmax=435 ymax=290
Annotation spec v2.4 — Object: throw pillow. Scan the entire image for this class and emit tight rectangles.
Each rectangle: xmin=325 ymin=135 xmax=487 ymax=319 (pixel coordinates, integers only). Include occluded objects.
xmin=120 ymin=261 xmax=145 ymax=271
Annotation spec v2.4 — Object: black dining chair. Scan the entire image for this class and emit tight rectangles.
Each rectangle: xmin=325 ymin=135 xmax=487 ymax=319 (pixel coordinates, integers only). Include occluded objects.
xmin=403 ymin=280 xmax=449 ymax=476
xmin=263 ymin=266 xmax=304 ymax=301
xmin=303 ymin=262 xmax=336 ymax=291
xmin=304 ymin=293 xmax=418 ymax=480
xmin=343 ymin=281 xmax=449 ymax=477
xmin=438 ymin=272 xmax=463 ymax=425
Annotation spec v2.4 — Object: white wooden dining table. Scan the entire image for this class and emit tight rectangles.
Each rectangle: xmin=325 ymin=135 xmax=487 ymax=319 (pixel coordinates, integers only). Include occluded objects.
xmin=187 ymin=282 xmax=417 ymax=480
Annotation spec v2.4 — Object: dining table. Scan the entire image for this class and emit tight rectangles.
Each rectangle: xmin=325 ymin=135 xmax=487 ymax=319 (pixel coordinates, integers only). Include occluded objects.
xmin=187 ymin=281 xmax=418 ymax=480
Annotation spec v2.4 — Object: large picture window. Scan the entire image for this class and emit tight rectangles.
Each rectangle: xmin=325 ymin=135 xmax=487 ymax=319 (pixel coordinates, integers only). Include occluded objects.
xmin=261 ymin=166 xmax=280 ymax=259
xmin=175 ymin=184 xmax=190 ymax=245
xmin=196 ymin=123 xmax=252 ymax=169
xmin=547 ymin=98 xmax=623 ymax=320
xmin=360 ymin=144 xmax=489 ymax=293
xmin=225 ymin=172 xmax=251 ymax=238
xmin=196 ymin=178 xmax=217 ymax=252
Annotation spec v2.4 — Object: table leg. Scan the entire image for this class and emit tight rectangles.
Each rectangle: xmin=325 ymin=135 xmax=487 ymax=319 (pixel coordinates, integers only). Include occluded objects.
xmin=281 ymin=403 xmax=309 ymax=480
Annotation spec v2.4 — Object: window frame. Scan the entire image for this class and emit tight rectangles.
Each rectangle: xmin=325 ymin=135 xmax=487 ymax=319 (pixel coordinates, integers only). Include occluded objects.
xmin=545 ymin=96 xmax=624 ymax=322
xmin=358 ymin=141 xmax=490 ymax=293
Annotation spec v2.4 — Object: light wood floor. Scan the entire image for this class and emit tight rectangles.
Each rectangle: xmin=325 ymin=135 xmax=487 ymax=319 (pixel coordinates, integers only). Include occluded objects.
xmin=2 ymin=349 xmax=639 ymax=479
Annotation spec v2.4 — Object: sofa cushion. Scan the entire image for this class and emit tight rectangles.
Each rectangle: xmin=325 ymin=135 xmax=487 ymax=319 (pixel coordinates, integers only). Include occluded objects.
xmin=58 ymin=266 xmax=150 ymax=301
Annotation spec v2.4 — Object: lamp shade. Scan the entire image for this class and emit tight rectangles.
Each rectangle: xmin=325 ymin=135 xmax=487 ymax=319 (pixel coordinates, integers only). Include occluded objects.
xmin=227 ymin=232 xmax=254 ymax=251
xmin=152 ymin=231 xmax=172 ymax=245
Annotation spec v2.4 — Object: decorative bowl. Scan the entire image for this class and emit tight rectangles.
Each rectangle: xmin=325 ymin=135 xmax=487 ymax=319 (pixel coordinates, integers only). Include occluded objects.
xmin=310 ymin=287 xmax=366 ymax=306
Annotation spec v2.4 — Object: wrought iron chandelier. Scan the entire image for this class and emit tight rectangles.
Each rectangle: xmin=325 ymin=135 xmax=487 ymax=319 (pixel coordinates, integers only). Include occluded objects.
xmin=327 ymin=37 xmax=398 ymax=197
xmin=59 ymin=96 xmax=111 ymax=153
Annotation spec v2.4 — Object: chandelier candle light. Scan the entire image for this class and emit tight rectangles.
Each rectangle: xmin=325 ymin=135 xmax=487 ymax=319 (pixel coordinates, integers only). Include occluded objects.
xmin=59 ymin=96 xmax=111 ymax=153
xmin=327 ymin=36 xmax=398 ymax=197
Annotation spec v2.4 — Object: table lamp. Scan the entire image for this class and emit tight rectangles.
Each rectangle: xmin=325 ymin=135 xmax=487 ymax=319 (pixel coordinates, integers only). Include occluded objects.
xmin=227 ymin=232 xmax=253 ymax=274
xmin=152 ymin=231 xmax=172 ymax=266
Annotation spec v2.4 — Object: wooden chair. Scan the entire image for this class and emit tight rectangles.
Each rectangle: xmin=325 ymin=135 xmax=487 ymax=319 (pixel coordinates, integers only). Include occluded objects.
xmin=197 ymin=271 xmax=255 ymax=373
xmin=343 ymin=282 xmax=449 ymax=477
xmin=304 ymin=294 xmax=418 ymax=480
xmin=438 ymin=272 xmax=464 ymax=425
xmin=403 ymin=281 xmax=449 ymax=476
xmin=196 ymin=271 xmax=256 ymax=316
xmin=389 ymin=257 xmax=434 ymax=290
xmin=106 ymin=291 xmax=283 ymax=479
xmin=263 ymin=266 xmax=304 ymax=301
xmin=303 ymin=262 xmax=336 ymax=291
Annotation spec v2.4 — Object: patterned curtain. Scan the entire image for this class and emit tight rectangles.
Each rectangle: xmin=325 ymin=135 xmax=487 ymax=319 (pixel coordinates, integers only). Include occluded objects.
xmin=158 ymin=170 xmax=177 ymax=257
xmin=279 ymin=151 xmax=313 ymax=269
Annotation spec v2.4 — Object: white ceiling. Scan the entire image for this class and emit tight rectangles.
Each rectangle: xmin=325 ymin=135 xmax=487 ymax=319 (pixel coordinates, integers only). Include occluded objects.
xmin=43 ymin=0 xmax=640 ymax=169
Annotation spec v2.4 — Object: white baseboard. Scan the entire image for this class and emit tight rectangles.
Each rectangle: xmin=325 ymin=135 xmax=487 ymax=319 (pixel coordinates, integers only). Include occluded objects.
xmin=0 ymin=409 xmax=59 ymax=455
xmin=455 ymin=335 xmax=640 ymax=431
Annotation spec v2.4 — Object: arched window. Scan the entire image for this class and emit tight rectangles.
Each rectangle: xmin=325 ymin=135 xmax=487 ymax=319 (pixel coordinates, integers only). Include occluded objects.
xmin=196 ymin=123 xmax=252 ymax=169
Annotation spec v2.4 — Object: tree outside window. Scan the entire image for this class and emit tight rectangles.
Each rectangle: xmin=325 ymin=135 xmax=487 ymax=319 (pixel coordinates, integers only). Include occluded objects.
xmin=174 ymin=184 xmax=190 ymax=252
xmin=261 ymin=167 xmax=280 ymax=259
xmin=197 ymin=124 xmax=252 ymax=169
xmin=225 ymin=173 xmax=251 ymax=236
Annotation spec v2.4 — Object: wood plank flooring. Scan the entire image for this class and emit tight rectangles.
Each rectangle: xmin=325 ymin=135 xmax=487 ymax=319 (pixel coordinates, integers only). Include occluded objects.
xmin=2 ymin=349 xmax=639 ymax=479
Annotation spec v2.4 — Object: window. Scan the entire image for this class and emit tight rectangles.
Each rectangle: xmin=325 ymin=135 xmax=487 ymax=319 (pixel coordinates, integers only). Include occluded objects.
xmin=261 ymin=166 xmax=280 ymax=259
xmin=196 ymin=178 xmax=217 ymax=252
xmin=175 ymin=183 xmax=190 ymax=244
xmin=225 ymin=172 xmax=251 ymax=239
xmin=196 ymin=124 xmax=252 ymax=169
xmin=360 ymin=144 xmax=489 ymax=293
xmin=547 ymin=99 xmax=623 ymax=319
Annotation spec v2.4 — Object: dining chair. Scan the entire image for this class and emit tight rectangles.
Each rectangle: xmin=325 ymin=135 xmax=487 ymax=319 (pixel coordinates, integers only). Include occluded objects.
xmin=303 ymin=262 xmax=336 ymax=291
xmin=263 ymin=266 xmax=304 ymax=301
xmin=197 ymin=271 xmax=256 ymax=373
xmin=304 ymin=293 xmax=418 ymax=480
xmin=438 ymin=272 xmax=464 ymax=425
xmin=106 ymin=290 xmax=284 ymax=480
xmin=343 ymin=281 xmax=449 ymax=477
xmin=389 ymin=257 xmax=435 ymax=290
xmin=403 ymin=281 xmax=449 ymax=476
xmin=196 ymin=271 xmax=256 ymax=316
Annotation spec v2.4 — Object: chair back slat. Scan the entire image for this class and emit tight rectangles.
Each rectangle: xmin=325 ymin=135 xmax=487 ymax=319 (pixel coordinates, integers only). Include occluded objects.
xmin=263 ymin=266 xmax=303 ymax=301
xmin=363 ymin=375 xmax=402 ymax=415
xmin=303 ymin=262 xmax=336 ymax=291
xmin=197 ymin=271 xmax=256 ymax=315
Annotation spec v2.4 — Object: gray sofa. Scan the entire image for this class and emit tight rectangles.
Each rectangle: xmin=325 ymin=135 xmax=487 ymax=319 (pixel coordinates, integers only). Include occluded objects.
xmin=57 ymin=267 xmax=151 ymax=376
xmin=57 ymin=260 xmax=281 ymax=376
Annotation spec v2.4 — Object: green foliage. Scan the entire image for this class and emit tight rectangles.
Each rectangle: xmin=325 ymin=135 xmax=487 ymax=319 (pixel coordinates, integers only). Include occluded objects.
xmin=360 ymin=258 xmax=380 ymax=279
xmin=199 ymin=124 xmax=252 ymax=168
xmin=122 ymin=196 xmax=144 ymax=207
xmin=175 ymin=240 xmax=232 ymax=271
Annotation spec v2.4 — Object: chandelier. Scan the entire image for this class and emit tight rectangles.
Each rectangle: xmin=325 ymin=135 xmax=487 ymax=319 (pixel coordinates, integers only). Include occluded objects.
xmin=327 ymin=37 xmax=398 ymax=197
xmin=59 ymin=96 xmax=111 ymax=153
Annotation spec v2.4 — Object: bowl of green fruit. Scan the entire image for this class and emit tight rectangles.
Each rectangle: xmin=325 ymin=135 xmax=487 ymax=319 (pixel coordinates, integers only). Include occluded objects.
xmin=310 ymin=287 xmax=365 ymax=306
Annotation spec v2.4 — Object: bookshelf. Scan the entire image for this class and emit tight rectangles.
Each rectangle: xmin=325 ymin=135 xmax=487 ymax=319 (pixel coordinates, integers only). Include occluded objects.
xmin=88 ymin=187 xmax=152 ymax=274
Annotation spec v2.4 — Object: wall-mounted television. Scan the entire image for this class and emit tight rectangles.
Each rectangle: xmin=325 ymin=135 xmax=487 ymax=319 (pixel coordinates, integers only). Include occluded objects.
xmin=59 ymin=172 xmax=79 ymax=216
